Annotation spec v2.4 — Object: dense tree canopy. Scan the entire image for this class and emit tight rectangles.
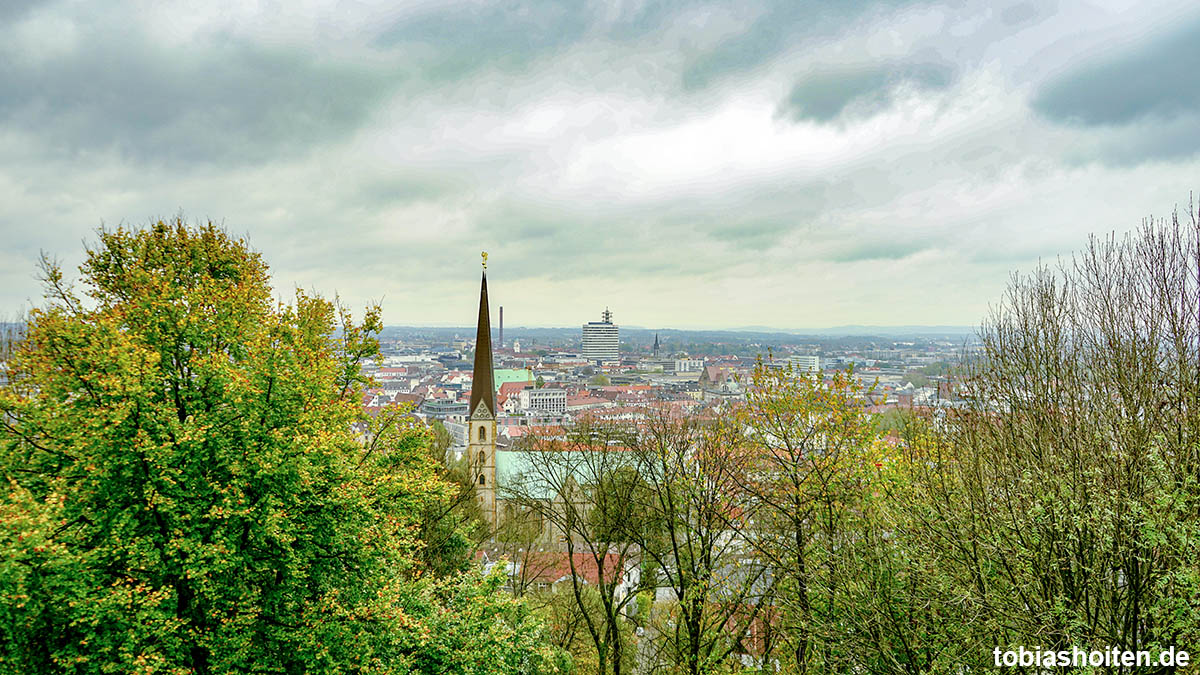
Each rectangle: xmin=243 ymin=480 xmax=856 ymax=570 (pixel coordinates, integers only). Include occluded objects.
xmin=0 ymin=221 xmax=560 ymax=674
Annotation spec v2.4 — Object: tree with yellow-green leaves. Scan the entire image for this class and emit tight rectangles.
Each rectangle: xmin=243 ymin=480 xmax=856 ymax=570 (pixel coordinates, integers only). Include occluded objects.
xmin=0 ymin=220 xmax=564 ymax=675
xmin=726 ymin=362 xmax=887 ymax=673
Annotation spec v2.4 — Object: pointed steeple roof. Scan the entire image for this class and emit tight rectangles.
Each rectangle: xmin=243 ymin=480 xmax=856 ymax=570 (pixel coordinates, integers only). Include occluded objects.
xmin=469 ymin=269 xmax=496 ymax=419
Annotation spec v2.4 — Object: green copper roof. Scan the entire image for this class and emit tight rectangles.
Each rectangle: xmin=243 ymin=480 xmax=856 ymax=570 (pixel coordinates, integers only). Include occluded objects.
xmin=494 ymin=368 xmax=534 ymax=387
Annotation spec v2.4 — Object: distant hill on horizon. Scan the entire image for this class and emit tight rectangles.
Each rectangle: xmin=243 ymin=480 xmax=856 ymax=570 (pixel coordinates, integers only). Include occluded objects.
xmin=380 ymin=324 xmax=978 ymax=342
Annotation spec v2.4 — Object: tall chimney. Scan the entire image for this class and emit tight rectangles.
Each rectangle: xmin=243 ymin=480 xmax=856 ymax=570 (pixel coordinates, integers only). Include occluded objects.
xmin=499 ymin=306 xmax=504 ymax=348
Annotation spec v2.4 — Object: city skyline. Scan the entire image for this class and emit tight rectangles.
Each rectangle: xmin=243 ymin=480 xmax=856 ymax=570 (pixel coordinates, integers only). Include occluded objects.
xmin=3 ymin=1 xmax=1200 ymax=329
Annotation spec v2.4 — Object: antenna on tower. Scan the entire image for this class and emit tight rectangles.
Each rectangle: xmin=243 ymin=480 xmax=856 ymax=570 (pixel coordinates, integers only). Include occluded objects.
xmin=602 ymin=307 xmax=612 ymax=323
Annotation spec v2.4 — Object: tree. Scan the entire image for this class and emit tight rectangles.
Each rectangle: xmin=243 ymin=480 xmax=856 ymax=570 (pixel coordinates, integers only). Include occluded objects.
xmin=428 ymin=419 xmax=455 ymax=466
xmin=727 ymin=363 xmax=884 ymax=673
xmin=0 ymin=220 xmax=561 ymax=674
xmin=502 ymin=421 xmax=642 ymax=675
xmin=589 ymin=375 xmax=610 ymax=386
xmin=887 ymin=209 xmax=1200 ymax=669
xmin=415 ymin=419 xmax=489 ymax=579
xmin=617 ymin=408 xmax=770 ymax=675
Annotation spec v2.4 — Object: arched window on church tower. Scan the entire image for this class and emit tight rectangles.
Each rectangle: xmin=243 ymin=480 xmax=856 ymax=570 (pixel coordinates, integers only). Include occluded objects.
xmin=479 ymin=426 xmax=486 ymax=442
xmin=479 ymin=474 xmax=486 ymax=485
xmin=478 ymin=451 xmax=485 ymax=467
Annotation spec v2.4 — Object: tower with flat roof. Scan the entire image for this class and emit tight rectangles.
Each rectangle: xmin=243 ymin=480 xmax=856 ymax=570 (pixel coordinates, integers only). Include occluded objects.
xmin=582 ymin=308 xmax=619 ymax=363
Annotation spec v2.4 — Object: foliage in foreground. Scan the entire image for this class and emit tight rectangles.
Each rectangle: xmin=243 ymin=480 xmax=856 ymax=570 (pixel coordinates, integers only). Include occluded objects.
xmin=0 ymin=221 xmax=562 ymax=674
xmin=502 ymin=206 xmax=1200 ymax=675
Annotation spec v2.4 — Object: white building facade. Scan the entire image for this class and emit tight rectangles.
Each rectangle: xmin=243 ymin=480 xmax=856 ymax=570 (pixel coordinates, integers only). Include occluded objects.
xmin=581 ymin=309 xmax=619 ymax=363
xmin=519 ymin=387 xmax=567 ymax=414
xmin=788 ymin=354 xmax=821 ymax=375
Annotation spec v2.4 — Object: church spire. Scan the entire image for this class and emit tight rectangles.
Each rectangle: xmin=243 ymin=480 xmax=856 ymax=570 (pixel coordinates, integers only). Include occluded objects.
xmin=469 ymin=255 xmax=496 ymax=419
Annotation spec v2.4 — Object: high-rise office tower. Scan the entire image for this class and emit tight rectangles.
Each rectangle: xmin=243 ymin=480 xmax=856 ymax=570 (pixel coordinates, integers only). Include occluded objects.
xmin=582 ymin=308 xmax=619 ymax=363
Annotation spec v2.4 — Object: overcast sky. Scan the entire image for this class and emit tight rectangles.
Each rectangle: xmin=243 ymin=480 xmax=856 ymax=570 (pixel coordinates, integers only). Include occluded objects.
xmin=2 ymin=0 xmax=1198 ymax=330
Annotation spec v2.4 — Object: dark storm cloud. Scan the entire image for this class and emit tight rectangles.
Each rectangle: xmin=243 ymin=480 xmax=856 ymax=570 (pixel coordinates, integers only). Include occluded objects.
xmin=0 ymin=34 xmax=398 ymax=167
xmin=781 ymin=60 xmax=955 ymax=123
xmin=1032 ymin=17 xmax=1200 ymax=126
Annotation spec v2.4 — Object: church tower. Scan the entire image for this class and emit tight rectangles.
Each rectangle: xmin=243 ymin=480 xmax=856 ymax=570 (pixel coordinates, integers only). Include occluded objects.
xmin=468 ymin=253 xmax=498 ymax=531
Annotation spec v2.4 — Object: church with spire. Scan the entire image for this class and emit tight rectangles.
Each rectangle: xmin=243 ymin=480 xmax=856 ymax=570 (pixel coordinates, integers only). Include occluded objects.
xmin=468 ymin=253 xmax=498 ymax=530
xmin=461 ymin=255 xmax=612 ymax=548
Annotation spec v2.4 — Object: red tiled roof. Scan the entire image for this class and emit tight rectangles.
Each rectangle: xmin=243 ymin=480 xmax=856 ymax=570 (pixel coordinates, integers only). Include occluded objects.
xmin=503 ymin=425 xmax=567 ymax=438
xmin=504 ymin=551 xmax=631 ymax=586
xmin=566 ymin=395 xmax=609 ymax=408
xmin=497 ymin=381 xmax=532 ymax=406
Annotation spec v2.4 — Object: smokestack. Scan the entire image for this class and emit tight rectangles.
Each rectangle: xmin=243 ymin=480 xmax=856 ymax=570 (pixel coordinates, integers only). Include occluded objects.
xmin=499 ymin=306 xmax=504 ymax=348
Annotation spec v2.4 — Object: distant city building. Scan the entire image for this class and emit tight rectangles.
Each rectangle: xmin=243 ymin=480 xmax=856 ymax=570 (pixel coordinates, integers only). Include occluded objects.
xmin=519 ymin=387 xmax=567 ymax=414
xmin=582 ymin=308 xmax=619 ymax=363
xmin=493 ymin=368 xmax=534 ymax=388
xmin=419 ymin=398 xmax=469 ymax=420
xmin=699 ymin=366 xmax=743 ymax=402
xmin=788 ymin=354 xmax=821 ymax=375
xmin=674 ymin=358 xmax=704 ymax=373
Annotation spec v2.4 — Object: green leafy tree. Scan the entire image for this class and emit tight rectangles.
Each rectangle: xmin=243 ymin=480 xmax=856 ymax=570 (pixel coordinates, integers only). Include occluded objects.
xmin=728 ymin=363 xmax=884 ymax=673
xmin=416 ymin=419 xmax=489 ymax=577
xmin=0 ymin=220 xmax=560 ymax=674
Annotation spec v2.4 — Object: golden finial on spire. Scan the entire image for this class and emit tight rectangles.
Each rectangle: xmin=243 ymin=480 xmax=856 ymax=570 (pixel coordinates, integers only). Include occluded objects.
xmin=481 ymin=251 xmax=488 ymax=270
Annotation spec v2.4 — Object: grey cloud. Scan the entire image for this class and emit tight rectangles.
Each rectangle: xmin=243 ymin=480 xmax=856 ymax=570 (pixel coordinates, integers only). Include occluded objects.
xmin=1032 ymin=17 xmax=1200 ymax=126
xmin=827 ymin=239 xmax=926 ymax=263
xmin=678 ymin=0 xmax=920 ymax=91
xmin=0 ymin=33 xmax=399 ymax=167
xmin=1055 ymin=112 xmax=1200 ymax=167
xmin=4 ymin=0 xmax=1200 ymax=329
xmin=0 ymin=0 xmax=44 ymax=22
xmin=352 ymin=172 xmax=471 ymax=207
xmin=706 ymin=220 xmax=795 ymax=251
xmin=374 ymin=0 xmax=595 ymax=82
xmin=781 ymin=60 xmax=954 ymax=123
xmin=460 ymin=201 xmax=725 ymax=282
xmin=1000 ymin=2 xmax=1039 ymax=27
